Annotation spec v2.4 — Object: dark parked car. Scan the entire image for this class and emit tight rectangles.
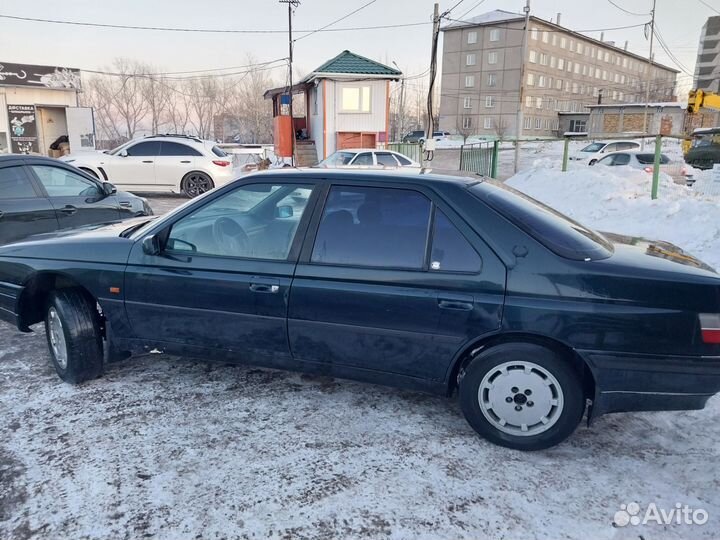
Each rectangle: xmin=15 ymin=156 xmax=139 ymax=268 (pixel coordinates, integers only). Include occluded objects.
xmin=0 ymin=154 xmax=152 ymax=245
xmin=0 ymin=170 xmax=719 ymax=450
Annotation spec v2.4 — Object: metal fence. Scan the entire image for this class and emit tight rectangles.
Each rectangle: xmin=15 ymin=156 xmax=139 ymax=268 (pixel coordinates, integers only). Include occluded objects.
xmin=387 ymin=142 xmax=422 ymax=164
xmin=459 ymin=141 xmax=495 ymax=176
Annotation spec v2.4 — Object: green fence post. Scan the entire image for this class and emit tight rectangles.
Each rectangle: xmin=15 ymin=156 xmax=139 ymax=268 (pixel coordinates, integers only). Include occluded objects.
xmin=562 ymin=137 xmax=570 ymax=172
xmin=651 ymin=134 xmax=662 ymax=200
xmin=491 ymin=140 xmax=499 ymax=178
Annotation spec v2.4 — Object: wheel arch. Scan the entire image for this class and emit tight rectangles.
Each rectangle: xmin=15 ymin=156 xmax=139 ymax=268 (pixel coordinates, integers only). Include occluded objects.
xmin=446 ymin=332 xmax=596 ymax=401
xmin=17 ymin=271 xmax=101 ymax=331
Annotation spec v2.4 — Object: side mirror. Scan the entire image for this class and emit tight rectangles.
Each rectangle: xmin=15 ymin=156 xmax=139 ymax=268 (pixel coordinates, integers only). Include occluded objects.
xmin=119 ymin=150 xmax=128 ymax=157
xmin=276 ymin=205 xmax=293 ymax=218
xmin=101 ymin=182 xmax=117 ymax=196
xmin=142 ymin=235 xmax=161 ymax=256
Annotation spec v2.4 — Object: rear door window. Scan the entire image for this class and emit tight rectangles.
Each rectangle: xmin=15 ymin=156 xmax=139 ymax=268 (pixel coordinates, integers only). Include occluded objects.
xmin=160 ymin=142 xmax=203 ymax=156
xmin=395 ymin=154 xmax=412 ymax=166
xmin=375 ymin=152 xmax=400 ymax=167
xmin=430 ymin=209 xmax=482 ymax=273
xmin=0 ymin=166 xmax=37 ymax=198
xmin=311 ymin=186 xmax=431 ymax=269
xmin=611 ymin=153 xmax=631 ymax=165
xmin=351 ymin=153 xmax=374 ymax=166
xmin=636 ymin=153 xmax=670 ymax=164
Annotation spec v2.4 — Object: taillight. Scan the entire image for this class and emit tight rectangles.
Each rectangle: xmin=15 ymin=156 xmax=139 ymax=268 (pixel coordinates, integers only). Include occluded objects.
xmin=699 ymin=314 xmax=720 ymax=344
xmin=213 ymin=160 xmax=231 ymax=167
xmin=643 ymin=166 xmax=653 ymax=173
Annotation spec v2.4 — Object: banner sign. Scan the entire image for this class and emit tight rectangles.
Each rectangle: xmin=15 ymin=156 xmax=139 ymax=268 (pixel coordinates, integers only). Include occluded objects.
xmin=0 ymin=62 xmax=80 ymax=90
xmin=7 ymin=105 xmax=38 ymax=154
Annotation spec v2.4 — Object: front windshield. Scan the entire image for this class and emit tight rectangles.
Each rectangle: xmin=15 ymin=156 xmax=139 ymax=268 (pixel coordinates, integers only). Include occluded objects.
xmin=319 ymin=151 xmax=356 ymax=167
xmin=580 ymin=142 xmax=605 ymax=152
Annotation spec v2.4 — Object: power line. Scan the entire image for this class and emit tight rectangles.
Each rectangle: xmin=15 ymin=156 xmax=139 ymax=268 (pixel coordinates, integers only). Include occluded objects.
xmin=0 ymin=12 xmax=428 ymax=35
xmin=605 ymin=0 xmax=651 ymax=16
xmin=456 ymin=0 xmax=487 ymax=20
xmin=444 ymin=18 xmax=648 ymax=33
xmin=83 ymin=59 xmax=289 ymax=81
xmin=698 ymin=0 xmax=720 ymax=14
xmin=653 ymin=26 xmax=695 ymax=77
xmin=294 ymin=0 xmax=378 ymax=41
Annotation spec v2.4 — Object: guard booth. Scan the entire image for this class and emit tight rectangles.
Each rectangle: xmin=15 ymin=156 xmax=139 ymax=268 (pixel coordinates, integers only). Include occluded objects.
xmin=0 ymin=61 xmax=95 ymax=156
xmin=264 ymin=50 xmax=401 ymax=166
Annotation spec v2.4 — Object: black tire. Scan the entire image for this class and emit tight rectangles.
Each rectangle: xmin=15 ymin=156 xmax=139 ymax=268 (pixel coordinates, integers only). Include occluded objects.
xmin=45 ymin=289 xmax=104 ymax=384
xmin=80 ymin=167 xmax=99 ymax=179
xmin=181 ymin=172 xmax=214 ymax=198
xmin=459 ymin=343 xmax=584 ymax=451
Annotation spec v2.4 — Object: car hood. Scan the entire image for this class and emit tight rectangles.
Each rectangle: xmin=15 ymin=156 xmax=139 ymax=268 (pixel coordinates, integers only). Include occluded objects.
xmin=0 ymin=217 xmax=156 ymax=263
xmin=601 ymin=231 xmax=717 ymax=276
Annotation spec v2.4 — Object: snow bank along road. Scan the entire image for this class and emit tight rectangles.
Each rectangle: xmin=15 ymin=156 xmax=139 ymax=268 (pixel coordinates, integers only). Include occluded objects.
xmin=2 ymin=176 xmax=720 ymax=539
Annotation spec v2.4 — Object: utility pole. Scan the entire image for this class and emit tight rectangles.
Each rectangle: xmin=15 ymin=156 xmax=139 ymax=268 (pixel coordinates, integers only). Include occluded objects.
xmin=280 ymin=0 xmax=300 ymax=165
xmin=513 ymin=0 xmax=531 ymax=174
xmin=426 ymin=3 xmax=441 ymax=145
xmin=393 ymin=61 xmax=406 ymax=141
xmin=641 ymin=0 xmax=656 ymax=151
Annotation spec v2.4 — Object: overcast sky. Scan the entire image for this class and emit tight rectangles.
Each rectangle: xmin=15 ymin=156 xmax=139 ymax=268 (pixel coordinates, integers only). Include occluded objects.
xmin=0 ymin=0 xmax=714 ymax=94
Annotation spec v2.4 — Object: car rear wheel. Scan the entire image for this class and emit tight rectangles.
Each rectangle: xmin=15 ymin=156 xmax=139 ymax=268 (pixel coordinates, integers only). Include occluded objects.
xmin=182 ymin=172 xmax=214 ymax=198
xmin=45 ymin=289 xmax=104 ymax=384
xmin=459 ymin=343 xmax=584 ymax=450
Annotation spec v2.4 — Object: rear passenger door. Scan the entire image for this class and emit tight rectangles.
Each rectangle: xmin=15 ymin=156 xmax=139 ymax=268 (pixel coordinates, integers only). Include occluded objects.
xmin=155 ymin=141 xmax=201 ymax=189
xmin=0 ymin=163 xmax=58 ymax=244
xmin=288 ymin=183 xmax=506 ymax=382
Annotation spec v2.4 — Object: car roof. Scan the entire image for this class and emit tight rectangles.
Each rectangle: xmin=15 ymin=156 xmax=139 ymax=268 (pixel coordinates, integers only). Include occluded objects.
xmin=602 ymin=150 xmax=668 ymax=156
xmin=243 ymin=168 xmax=477 ymax=188
xmin=601 ymin=140 xmax=641 ymax=145
xmin=0 ymin=153 xmax=66 ymax=164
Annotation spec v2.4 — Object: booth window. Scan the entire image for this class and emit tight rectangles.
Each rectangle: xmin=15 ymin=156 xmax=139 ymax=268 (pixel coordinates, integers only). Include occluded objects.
xmin=341 ymin=86 xmax=371 ymax=113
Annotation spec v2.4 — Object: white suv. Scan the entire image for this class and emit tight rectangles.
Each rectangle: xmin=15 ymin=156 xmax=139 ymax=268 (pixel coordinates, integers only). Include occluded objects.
xmin=569 ymin=140 xmax=641 ymax=166
xmin=60 ymin=135 xmax=236 ymax=197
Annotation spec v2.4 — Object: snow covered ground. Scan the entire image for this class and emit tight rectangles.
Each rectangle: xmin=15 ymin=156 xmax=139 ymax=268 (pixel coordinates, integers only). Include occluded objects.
xmin=506 ymin=159 xmax=720 ymax=270
xmin=2 ymin=163 xmax=720 ymax=539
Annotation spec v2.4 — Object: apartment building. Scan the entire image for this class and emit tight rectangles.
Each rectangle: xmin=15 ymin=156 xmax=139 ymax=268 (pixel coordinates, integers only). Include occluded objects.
xmin=439 ymin=10 xmax=679 ymax=138
xmin=694 ymin=16 xmax=720 ymax=93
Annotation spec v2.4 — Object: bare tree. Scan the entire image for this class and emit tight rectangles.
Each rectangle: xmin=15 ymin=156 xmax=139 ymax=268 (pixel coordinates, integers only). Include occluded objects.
xmin=142 ymin=73 xmax=172 ymax=134
xmin=106 ymin=59 xmax=150 ymax=139
xmin=456 ymin=115 xmax=473 ymax=143
xmin=80 ymin=77 xmax=124 ymax=147
xmin=492 ymin=117 xmax=509 ymax=140
xmin=184 ymin=77 xmax=218 ymax=139
xmin=164 ymin=79 xmax=192 ymax=135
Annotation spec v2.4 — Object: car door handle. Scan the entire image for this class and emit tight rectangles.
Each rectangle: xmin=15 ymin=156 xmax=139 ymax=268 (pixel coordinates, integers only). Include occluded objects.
xmin=438 ymin=297 xmax=474 ymax=311
xmin=142 ymin=160 xmax=154 ymax=163
xmin=60 ymin=205 xmax=77 ymax=215
xmin=250 ymin=282 xmax=280 ymax=294
xmin=180 ymin=160 xmax=191 ymax=164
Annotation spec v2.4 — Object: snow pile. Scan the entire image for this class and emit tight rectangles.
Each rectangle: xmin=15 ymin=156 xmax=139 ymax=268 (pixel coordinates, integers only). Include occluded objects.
xmin=506 ymin=166 xmax=720 ymax=269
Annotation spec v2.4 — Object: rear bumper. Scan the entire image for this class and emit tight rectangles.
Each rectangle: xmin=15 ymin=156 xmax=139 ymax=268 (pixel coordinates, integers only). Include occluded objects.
xmin=0 ymin=281 xmax=22 ymax=328
xmin=581 ymin=350 xmax=720 ymax=417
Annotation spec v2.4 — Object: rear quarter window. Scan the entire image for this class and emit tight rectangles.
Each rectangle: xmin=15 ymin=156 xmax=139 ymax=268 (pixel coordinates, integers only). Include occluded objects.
xmin=470 ymin=181 xmax=613 ymax=261
xmin=636 ymin=153 xmax=670 ymax=164
xmin=212 ymin=146 xmax=228 ymax=157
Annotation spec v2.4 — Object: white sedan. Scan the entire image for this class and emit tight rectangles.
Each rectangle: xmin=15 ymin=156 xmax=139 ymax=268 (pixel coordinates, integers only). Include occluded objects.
xmin=569 ymin=140 xmax=641 ymax=165
xmin=594 ymin=150 xmax=688 ymax=184
xmin=317 ymin=149 xmax=421 ymax=170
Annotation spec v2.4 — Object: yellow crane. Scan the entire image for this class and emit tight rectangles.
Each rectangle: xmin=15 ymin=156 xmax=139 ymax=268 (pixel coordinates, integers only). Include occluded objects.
xmin=683 ymin=89 xmax=720 ymax=169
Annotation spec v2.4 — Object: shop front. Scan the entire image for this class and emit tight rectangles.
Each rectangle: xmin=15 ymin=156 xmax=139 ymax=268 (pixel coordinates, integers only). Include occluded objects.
xmin=0 ymin=61 xmax=95 ymax=156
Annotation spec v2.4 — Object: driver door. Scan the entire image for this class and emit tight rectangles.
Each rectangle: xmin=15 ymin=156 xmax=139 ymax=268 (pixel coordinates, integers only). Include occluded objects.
xmin=122 ymin=179 xmax=318 ymax=364
xmin=105 ymin=141 xmax=159 ymax=189
xmin=28 ymin=164 xmax=121 ymax=229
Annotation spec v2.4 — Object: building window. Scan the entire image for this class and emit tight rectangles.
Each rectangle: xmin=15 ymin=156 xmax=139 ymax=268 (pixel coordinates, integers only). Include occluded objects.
xmin=595 ymin=68 xmax=601 ymax=79
xmin=591 ymin=47 xmax=596 ymax=58
xmin=525 ymin=95 xmax=533 ymax=107
xmin=536 ymin=97 xmax=543 ymax=109
xmin=466 ymin=53 xmax=476 ymax=66
xmin=574 ymin=63 xmax=580 ymax=74
xmin=567 ymin=61 xmax=572 ymax=72
xmin=593 ymin=86 xmax=599 ymax=97
xmin=539 ymin=53 xmax=548 ymax=65
xmin=467 ymin=31 xmax=478 ymax=44
xmin=462 ymin=116 xmax=472 ymax=129
xmin=564 ymin=80 xmax=570 ymax=92
xmin=550 ymin=56 xmax=557 ymax=68
xmin=545 ymin=97 xmax=553 ymax=110
xmin=535 ymin=118 xmax=542 ymax=129
xmin=622 ymin=57 xmax=628 ymax=68
xmin=487 ymin=73 xmax=496 ymax=86
xmin=465 ymin=75 xmax=475 ymax=87
xmin=485 ymin=96 xmax=495 ymax=108
xmin=552 ymin=34 xmax=557 ymax=46
xmin=556 ymin=78 xmax=562 ymax=90
xmin=484 ymin=117 xmax=493 ymax=129
xmin=531 ymin=27 xmax=539 ymax=40
xmin=558 ymin=58 xmax=565 ymax=70
xmin=544 ymin=118 xmax=551 ymax=130
xmin=542 ymin=31 xmax=549 ymax=43
xmin=463 ymin=97 xmax=472 ymax=109
xmin=529 ymin=50 xmax=537 ymax=63
xmin=489 ymin=28 xmax=500 ymax=42
xmin=618 ymin=91 xmax=624 ymax=101
xmin=488 ymin=52 xmax=498 ymax=64
xmin=524 ymin=117 xmax=532 ymax=129
xmin=560 ymin=37 xmax=567 ymax=48
xmin=527 ymin=73 xmax=535 ymax=85
xmin=340 ymin=86 xmax=371 ymax=112
xmin=572 ymin=82 xmax=579 ymax=94
xmin=604 ymin=51 xmax=610 ymax=62
xmin=538 ymin=75 xmax=546 ymax=87
xmin=602 ymin=70 xmax=607 ymax=80
xmin=577 ymin=43 xmax=583 ymax=54
xmin=569 ymin=40 xmax=575 ymax=52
